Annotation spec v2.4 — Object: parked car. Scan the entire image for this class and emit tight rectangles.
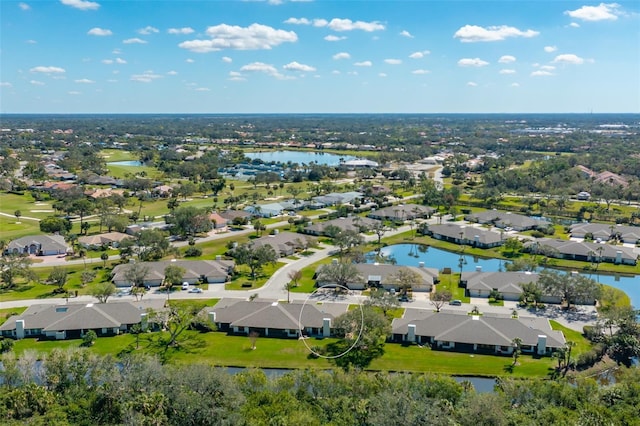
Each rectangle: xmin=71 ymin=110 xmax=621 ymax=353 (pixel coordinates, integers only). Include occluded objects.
xmin=188 ymin=287 xmax=203 ymax=293
xmin=449 ymin=299 xmax=462 ymax=306
xmin=181 ymin=282 xmax=190 ymax=290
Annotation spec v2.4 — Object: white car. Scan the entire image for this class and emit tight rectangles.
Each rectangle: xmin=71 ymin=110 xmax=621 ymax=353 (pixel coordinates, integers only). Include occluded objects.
xmin=181 ymin=282 xmax=190 ymax=290
xmin=188 ymin=287 xmax=203 ymax=293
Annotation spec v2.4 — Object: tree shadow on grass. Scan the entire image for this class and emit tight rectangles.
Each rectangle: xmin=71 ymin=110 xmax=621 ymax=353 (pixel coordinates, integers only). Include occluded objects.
xmin=503 ymin=363 xmax=515 ymax=374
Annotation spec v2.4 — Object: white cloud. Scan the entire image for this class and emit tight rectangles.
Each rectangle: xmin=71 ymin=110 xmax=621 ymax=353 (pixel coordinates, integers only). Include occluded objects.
xmin=167 ymin=70 xmax=178 ymax=75
xmin=228 ymin=71 xmax=245 ymax=81
xmin=347 ymin=71 xmax=358 ymax=76
xmin=26 ymin=39 xmax=37 ymax=44
xmin=283 ymin=61 xmax=316 ymax=72
xmin=454 ymin=25 xmax=539 ymax=42
xmin=499 ymin=69 xmax=516 ymax=74
xmin=0 ymin=82 xmax=12 ymax=87
xmin=68 ymin=91 xmax=81 ymax=95
xmin=412 ymin=69 xmax=430 ymax=74
xmin=75 ymin=78 xmax=94 ymax=83
xmin=60 ymin=0 xmax=100 ymax=11
xmin=384 ymin=59 xmax=402 ymax=65
xmin=30 ymin=66 xmax=65 ymax=73
xmin=569 ymin=22 xmax=581 ymax=28
xmin=138 ymin=26 xmax=159 ymax=35
xmin=102 ymin=59 xmax=113 ymax=64
xmin=326 ymin=18 xmax=385 ymax=32
xmin=511 ymin=82 xmax=520 ymax=87
xmin=88 ymin=27 xmax=112 ymax=36
xmin=30 ymin=80 xmax=45 ymax=85
xmin=553 ymin=53 xmax=585 ymax=64
xmin=112 ymin=48 xmax=122 ymax=54
xmin=333 ymin=52 xmax=350 ymax=60
xmin=19 ymin=3 xmax=30 ymax=10
xmin=130 ymin=71 xmax=162 ymax=83
xmin=331 ymin=70 xmax=340 ymax=75
xmin=284 ymin=17 xmax=310 ymax=25
xmin=313 ymin=19 xmax=328 ymax=27
xmin=324 ymin=35 xmax=346 ymax=41
xmin=409 ymin=50 xmax=430 ymax=59
xmin=240 ymin=61 xmax=289 ymax=79
xmin=565 ymin=3 xmax=622 ymax=21
xmin=179 ymin=23 xmax=297 ymax=52
xmin=354 ymin=60 xmax=372 ymax=67
xmin=531 ymin=70 xmax=553 ymax=76
xmin=467 ymin=81 xmax=478 ymax=86
xmin=168 ymin=27 xmax=195 ymax=35
xmin=457 ymin=58 xmax=489 ymax=67
xmin=544 ymin=45 xmax=558 ymax=53
xmin=123 ymin=38 xmax=147 ymax=44
xmin=195 ymin=87 xmax=210 ymax=91
xmin=115 ymin=57 xmax=127 ymax=64
xmin=399 ymin=30 xmax=414 ymax=38
xmin=186 ymin=58 xmax=195 ymax=63
xmin=539 ymin=65 xmax=556 ymax=71
xmin=222 ymin=56 xmax=233 ymax=63
xmin=498 ymin=55 xmax=516 ymax=63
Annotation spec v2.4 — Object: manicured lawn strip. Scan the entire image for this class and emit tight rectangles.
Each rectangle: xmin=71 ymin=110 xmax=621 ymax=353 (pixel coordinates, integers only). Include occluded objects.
xmin=0 ymin=306 xmax=27 ymax=325
xmin=549 ymin=320 xmax=591 ymax=355
xmin=369 ymin=344 xmax=554 ymax=377
xmin=0 ymin=215 xmax=41 ymax=240
xmin=224 ymin=262 xmax=286 ymax=290
xmin=290 ymin=257 xmax=334 ymax=293
xmin=168 ymin=298 xmax=220 ymax=311
xmin=105 ymin=164 xmax=161 ymax=179
xmin=100 ymin=149 xmax=136 ymax=162
xmin=11 ymin=330 xmax=555 ymax=377
xmin=0 ymin=192 xmax=56 ymax=220
xmin=348 ymin=304 xmax=405 ymax=320
xmin=436 ymin=274 xmax=469 ymax=303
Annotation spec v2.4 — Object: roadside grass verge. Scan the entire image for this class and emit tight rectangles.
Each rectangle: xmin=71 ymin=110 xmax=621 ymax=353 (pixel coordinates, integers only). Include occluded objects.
xmin=436 ymin=274 xmax=469 ymax=303
xmin=225 ymin=262 xmax=285 ymax=290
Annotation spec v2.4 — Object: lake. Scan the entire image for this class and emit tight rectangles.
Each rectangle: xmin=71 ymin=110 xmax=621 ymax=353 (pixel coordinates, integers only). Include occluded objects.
xmin=107 ymin=160 xmax=143 ymax=167
xmin=371 ymin=244 xmax=640 ymax=307
xmin=245 ymin=151 xmax=357 ymax=166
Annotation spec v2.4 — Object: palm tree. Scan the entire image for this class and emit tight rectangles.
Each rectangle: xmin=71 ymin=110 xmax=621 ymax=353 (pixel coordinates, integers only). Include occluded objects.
xmin=512 ymin=337 xmax=522 ymax=366
xmin=14 ymin=210 xmax=21 ymax=223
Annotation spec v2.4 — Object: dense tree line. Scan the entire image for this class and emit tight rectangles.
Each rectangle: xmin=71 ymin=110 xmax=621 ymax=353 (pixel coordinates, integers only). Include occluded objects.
xmin=1 ymin=349 xmax=639 ymax=425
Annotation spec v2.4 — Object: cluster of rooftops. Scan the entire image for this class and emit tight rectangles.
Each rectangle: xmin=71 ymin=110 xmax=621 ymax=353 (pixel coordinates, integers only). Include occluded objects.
xmin=1 ymin=298 xmax=564 ymax=357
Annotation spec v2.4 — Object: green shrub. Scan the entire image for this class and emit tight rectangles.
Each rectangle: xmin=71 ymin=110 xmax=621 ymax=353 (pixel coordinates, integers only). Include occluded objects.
xmin=184 ymin=247 xmax=202 ymax=257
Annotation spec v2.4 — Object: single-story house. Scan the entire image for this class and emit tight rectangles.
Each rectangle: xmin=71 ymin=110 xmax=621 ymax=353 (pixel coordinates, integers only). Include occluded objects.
xmin=5 ymin=235 xmax=71 ymax=256
xmin=250 ymin=231 xmax=314 ymax=257
xmin=428 ymin=224 xmax=504 ymax=249
xmin=206 ymin=299 xmax=347 ymax=338
xmin=391 ymin=310 xmax=566 ymax=356
xmin=316 ymin=263 xmax=439 ymax=292
xmin=208 ymin=212 xmax=229 ymax=231
xmin=569 ymin=223 xmax=640 ymax=245
xmin=464 ymin=211 xmax=543 ymax=231
xmin=244 ymin=203 xmax=286 ymax=218
xmin=219 ymin=209 xmax=253 ymax=223
xmin=302 ymin=216 xmax=380 ymax=236
xmin=368 ymin=204 xmax=434 ymax=222
xmin=111 ymin=259 xmax=235 ymax=287
xmin=84 ymin=188 xmax=125 ymax=199
xmin=461 ymin=271 xmax=562 ymax=304
xmin=78 ymin=232 xmax=132 ymax=249
xmin=312 ymin=192 xmax=363 ymax=207
xmin=342 ymin=159 xmax=379 ymax=168
xmin=524 ymin=238 xmax=637 ymax=265
xmin=0 ymin=302 xmax=147 ymax=340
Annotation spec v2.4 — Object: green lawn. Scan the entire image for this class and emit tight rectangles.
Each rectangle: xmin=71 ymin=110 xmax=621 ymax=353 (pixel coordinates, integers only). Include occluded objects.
xmin=225 ymin=262 xmax=286 ymax=290
xmin=436 ymin=274 xmax=469 ymax=303
xmin=0 ymin=215 xmax=41 ymax=240
xmin=0 ymin=306 xmax=27 ymax=325
xmin=550 ymin=320 xmax=591 ymax=355
xmin=11 ymin=329 xmax=557 ymax=378
xmin=99 ymin=149 xmax=136 ymax=162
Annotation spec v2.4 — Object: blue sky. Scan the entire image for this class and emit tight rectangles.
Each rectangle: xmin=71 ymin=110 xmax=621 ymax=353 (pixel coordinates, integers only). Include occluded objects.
xmin=1 ymin=0 xmax=638 ymax=113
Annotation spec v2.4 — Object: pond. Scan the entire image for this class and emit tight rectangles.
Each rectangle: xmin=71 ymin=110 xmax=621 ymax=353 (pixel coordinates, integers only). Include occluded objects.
xmin=244 ymin=151 xmax=358 ymax=166
xmin=223 ymin=367 xmax=496 ymax=393
xmin=107 ymin=160 xmax=143 ymax=167
xmin=370 ymin=244 xmax=640 ymax=307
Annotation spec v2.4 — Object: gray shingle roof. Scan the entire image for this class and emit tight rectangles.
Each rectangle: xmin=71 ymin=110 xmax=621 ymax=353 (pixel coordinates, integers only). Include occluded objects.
xmin=111 ymin=259 xmax=235 ymax=284
xmin=462 ymin=271 xmax=539 ymax=293
xmin=392 ymin=311 xmax=565 ymax=348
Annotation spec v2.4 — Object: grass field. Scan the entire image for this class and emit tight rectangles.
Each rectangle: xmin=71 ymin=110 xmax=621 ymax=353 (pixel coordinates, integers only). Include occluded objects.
xmin=0 ymin=215 xmax=41 ymax=240
xmin=11 ymin=328 xmax=558 ymax=378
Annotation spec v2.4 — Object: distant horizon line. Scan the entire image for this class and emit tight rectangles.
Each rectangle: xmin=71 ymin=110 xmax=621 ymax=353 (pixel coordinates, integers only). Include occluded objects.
xmin=1 ymin=112 xmax=639 ymax=116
